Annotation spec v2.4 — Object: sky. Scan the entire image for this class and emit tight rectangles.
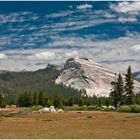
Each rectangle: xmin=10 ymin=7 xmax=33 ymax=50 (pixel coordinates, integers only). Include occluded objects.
xmin=0 ymin=1 xmax=140 ymax=72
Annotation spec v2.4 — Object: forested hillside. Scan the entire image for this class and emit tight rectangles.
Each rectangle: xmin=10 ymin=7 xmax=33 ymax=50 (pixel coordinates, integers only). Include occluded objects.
xmin=0 ymin=65 xmax=83 ymax=103
xmin=0 ymin=65 xmax=59 ymax=94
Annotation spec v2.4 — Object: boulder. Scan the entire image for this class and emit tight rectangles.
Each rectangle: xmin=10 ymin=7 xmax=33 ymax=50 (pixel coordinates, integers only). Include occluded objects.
xmin=49 ymin=106 xmax=56 ymax=112
xmin=57 ymin=109 xmax=64 ymax=112
xmin=39 ymin=106 xmax=57 ymax=113
xmin=102 ymin=105 xmax=107 ymax=108
xmin=108 ymin=105 xmax=115 ymax=110
xmin=39 ymin=107 xmax=50 ymax=113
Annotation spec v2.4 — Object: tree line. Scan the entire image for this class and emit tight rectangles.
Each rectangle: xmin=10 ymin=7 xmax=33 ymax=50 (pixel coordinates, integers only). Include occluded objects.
xmin=1 ymin=65 xmax=140 ymax=108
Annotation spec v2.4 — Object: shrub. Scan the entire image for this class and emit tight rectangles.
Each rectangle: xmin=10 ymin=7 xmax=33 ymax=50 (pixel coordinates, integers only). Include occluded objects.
xmin=117 ymin=105 xmax=140 ymax=113
xmin=87 ymin=105 xmax=98 ymax=111
xmin=1 ymin=103 xmax=6 ymax=108
xmin=73 ymin=106 xmax=86 ymax=111
xmin=101 ymin=107 xmax=115 ymax=112
xmin=130 ymin=104 xmax=140 ymax=113
xmin=31 ymin=105 xmax=43 ymax=111
xmin=81 ymin=105 xmax=87 ymax=110
xmin=117 ymin=105 xmax=131 ymax=112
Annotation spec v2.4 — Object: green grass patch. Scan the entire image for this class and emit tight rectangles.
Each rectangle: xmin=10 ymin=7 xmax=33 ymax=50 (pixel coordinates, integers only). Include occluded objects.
xmin=0 ymin=107 xmax=32 ymax=117
xmin=31 ymin=105 xmax=43 ymax=111
xmin=64 ymin=105 xmax=99 ymax=111
xmin=0 ymin=111 xmax=29 ymax=117
xmin=117 ymin=104 xmax=140 ymax=113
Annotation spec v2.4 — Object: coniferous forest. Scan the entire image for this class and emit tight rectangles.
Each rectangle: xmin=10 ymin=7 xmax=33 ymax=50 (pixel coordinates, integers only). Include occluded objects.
xmin=0 ymin=65 xmax=140 ymax=111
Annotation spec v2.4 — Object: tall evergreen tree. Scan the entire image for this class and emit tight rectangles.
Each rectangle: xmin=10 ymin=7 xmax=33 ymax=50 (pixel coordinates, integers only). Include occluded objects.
xmin=125 ymin=66 xmax=134 ymax=104
xmin=46 ymin=98 xmax=52 ymax=107
xmin=68 ymin=97 xmax=74 ymax=106
xmin=116 ymin=73 xmax=124 ymax=106
xmin=110 ymin=80 xmax=118 ymax=107
xmin=110 ymin=73 xmax=129 ymax=107
xmin=79 ymin=98 xmax=84 ymax=106
xmin=38 ymin=91 xmax=45 ymax=106
xmin=33 ymin=92 xmax=38 ymax=105
xmin=53 ymin=95 xmax=63 ymax=108
xmin=18 ymin=92 xmax=33 ymax=107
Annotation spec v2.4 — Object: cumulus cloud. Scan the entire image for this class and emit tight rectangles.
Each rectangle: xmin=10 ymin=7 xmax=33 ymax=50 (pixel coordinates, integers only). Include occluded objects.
xmin=28 ymin=51 xmax=56 ymax=60
xmin=109 ymin=2 xmax=140 ymax=23
xmin=76 ymin=4 xmax=93 ymax=10
xmin=110 ymin=2 xmax=140 ymax=14
xmin=131 ymin=44 xmax=140 ymax=51
xmin=1 ymin=31 xmax=140 ymax=72
xmin=65 ymin=50 xmax=79 ymax=57
xmin=0 ymin=53 xmax=7 ymax=59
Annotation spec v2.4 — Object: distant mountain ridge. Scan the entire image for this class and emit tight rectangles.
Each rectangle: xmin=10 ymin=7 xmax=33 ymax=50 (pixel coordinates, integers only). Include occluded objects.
xmin=56 ymin=57 xmax=140 ymax=97
xmin=0 ymin=57 xmax=140 ymax=97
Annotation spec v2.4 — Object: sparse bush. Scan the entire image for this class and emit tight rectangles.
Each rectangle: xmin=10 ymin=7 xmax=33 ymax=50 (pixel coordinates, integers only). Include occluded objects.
xmin=64 ymin=105 xmax=99 ymax=111
xmin=117 ymin=105 xmax=140 ymax=113
xmin=31 ymin=105 xmax=43 ymax=111
xmin=82 ymin=105 xmax=87 ymax=110
xmin=74 ymin=106 xmax=86 ymax=111
xmin=87 ymin=105 xmax=97 ymax=111
xmin=130 ymin=104 xmax=140 ymax=113
xmin=117 ymin=105 xmax=131 ymax=112
xmin=1 ymin=103 xmax=6 ymax=108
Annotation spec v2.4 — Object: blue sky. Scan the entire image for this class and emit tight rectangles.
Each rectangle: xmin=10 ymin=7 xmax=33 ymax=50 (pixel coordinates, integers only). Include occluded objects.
xmin=0 ymin=1 xmax=140 ymax=72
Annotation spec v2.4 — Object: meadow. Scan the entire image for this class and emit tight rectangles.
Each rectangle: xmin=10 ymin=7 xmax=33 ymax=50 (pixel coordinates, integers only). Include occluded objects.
xmin=0 ymin=108 xmax=140 ymax=139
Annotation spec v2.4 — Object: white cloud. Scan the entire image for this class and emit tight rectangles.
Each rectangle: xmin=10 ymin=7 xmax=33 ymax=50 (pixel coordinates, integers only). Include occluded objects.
xmin=65 ymin=50 xmax=79 ymax=57
xmin=77 ymin=4 xmax=93 ymax=10
xmin=131 ymin=44 xmax=140 ymax=51
xmin=1 ymin=32 xmax=140 ymax=72
xmin=0 ymin=53 xmax=7 ymax=59
xmin=0 ymin=5 xmax=140 ymax=72
xmin=28 ymin=51 xmax=56 ymax=60
xmin=109 ymin=2 xmax=140 ymax=23
xmin=0 ymin=12 xmax=38 ymax=24
xmin=118 ymin=16 xmax=137 ymax=23
xmin=110 ymin=2 xmax=140 ymax=14
xmin=47 ymin=36 xmax=95 ymax=48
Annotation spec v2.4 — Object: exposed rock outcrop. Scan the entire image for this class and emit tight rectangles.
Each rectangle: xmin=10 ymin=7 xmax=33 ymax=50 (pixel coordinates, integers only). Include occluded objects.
xmin=56 ymin=57 xmax=140 ymax=97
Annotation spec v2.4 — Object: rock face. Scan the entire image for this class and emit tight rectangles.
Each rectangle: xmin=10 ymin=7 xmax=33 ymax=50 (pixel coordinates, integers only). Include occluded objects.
xmin=39 ymin=106 xmax=56 ymax=112
xmin=55 ymin=57 xmax=140 ymax=97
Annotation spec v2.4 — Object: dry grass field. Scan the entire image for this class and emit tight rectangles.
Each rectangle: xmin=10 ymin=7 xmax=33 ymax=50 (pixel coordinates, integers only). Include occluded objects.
xmin=0 ymin=108 xmax=140 ymax=139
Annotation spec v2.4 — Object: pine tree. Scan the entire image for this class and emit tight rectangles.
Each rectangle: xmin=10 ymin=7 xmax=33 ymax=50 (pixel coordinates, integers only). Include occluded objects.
xmin=110 ymin=80 xmax=118 ymax=107
xmin=33 ymin=92 xmax=38 ymax=105
xmin=125 ymin=66 xmax=134 ymax=105
xmin=97 ymin=97 xmax=102 ymax=107
xmin=68 ymin=97 xmax=73 ymax=106
xmin=38 ymin=91 xmax=45 ymax=106
xmin=116 ymin=73 xmax=124 ymax=106
xmin=79 ymin=98 xmax=84 ymax=106
xmin=53 ymin=95 xmax=63 ymax=108
xmin=110 ymin=73 xmax=125 ymax=107
xmin=105 ymin=99 xmax=110 ymax=107
xmin=46 ymin=98 xmax=52 ymax=107
xmin=18 ymin=92 xmax=33 ymax=107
